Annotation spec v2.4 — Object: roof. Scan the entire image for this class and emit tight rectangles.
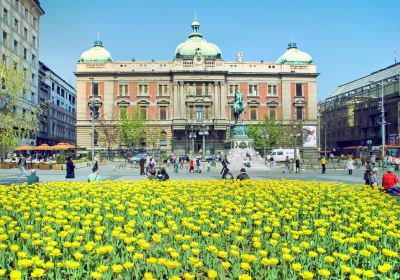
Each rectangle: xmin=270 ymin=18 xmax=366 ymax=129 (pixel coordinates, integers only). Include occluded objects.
xmin=327 ymin=62 xmax=400 ymax=99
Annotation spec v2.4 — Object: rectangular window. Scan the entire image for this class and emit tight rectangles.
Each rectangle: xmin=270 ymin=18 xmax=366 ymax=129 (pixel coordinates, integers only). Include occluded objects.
xmin=160 ymin=107 xmax=167 ymax=120
xmin=14 ymin=18 xmax=19 ymax=32
xmin=32 ymin=35 xmax=36 ymax=48
xmin=188 ymin=106 xmax=194 ymax=119
xmin=138 ymin=84 xmax=148 ymax=95
xmin=15 ymin=0 xmax=19 ymax=10
xmin=118 ymin=84 xmax=129 ymax=96
xmin=140 ymin=106 xmax=147 ymax=119
xmin=24 ymin=8 xmax=28 ymax=18
xmin=3 ymin=9 xmax=8 ymax=23
xmin=2 ymin=54 xmax=6 ymax=63
xmin=33 ymin=17 xmax=37 ymax=30
xmin=268 ymin=85 xmax=277 ymax=96
xmin=231 ymin=107 xmax=235 ymax=120
xmin=296 ymin=107 xmax=303 ymax=120
xmin=13 ymin=40 xmax=18 ymax=52
xmin=2 ymin=32 xmax=7 ymax=44
xmin=248 ymin=84 xmax=258 ymax=96
xmin=61 ymin=89 xmax=65 ymax=97
xmin=158 ymin=84 xmax=168 ymax=96
xmin=196 ymin=84 xmax=202 ymax=96
xmin=32 ymin=54 xmax=36 ymax=65
xmin=269 ymin=108 xmax=276 ymax=120
xmin=31 ymin=73 xmax=35 ymax=84
xmin=229 ymin=84 xmax=239 ymax=95
xmin=119 ymin=107 xmax=127 ymax=119
xmin=24 ymin=27 xmax=27 ymax=39
xmin=92 ymin=83 xmax=99 ymax=97
xmin=52 ymin=83 xmax=55 ymax=91
xmin=296 ymin=83 xmax=303 ymax=97
xmin=250 ymin=107 xmax=257 ymax=120
xmin=23 ymin=48 xmax=27 ymax=59
xmin=195 ymin=105 xmax=203 ymax=120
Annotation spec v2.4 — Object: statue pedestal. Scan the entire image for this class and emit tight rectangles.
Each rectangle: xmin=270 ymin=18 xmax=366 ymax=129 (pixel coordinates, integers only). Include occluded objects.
xmin=230 ymin=123 xmax=253 ymax=149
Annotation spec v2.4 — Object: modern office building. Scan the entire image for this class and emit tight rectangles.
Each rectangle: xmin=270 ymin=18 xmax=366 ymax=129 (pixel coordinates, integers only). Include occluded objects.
xmin=319 ymin=63 xmax=400 ymax=154
xmin=37 ymin=61 xmax=76 ymax=146
xmin=75 ymin=19 xmax=319 ymax=156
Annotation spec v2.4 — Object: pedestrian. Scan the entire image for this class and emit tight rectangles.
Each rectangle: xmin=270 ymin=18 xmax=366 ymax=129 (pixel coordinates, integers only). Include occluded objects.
xmin=17 ymin=153 xmax=28 ymax=177
xmin=220 ymin=156 xmax=230 ymax=175
xmin=65 ymin=157 xmax=76 ymax=181
xmin=387 ymin=155 xmax=393 ymax=169
xmin=93 ymin=156 xmax=99 ymax=171
xmin=382 ymin=167 xmax=400 ymax=194
xmin=27 ymin=169 xmax=39 ymax=185
xmin=196 ymin=157 xmax=201 ymax=173
xmin=139 ymin=156 xmax=145 ymax=175
xmin=222 ymin=168 xmax=233 ymax=179
xmin=88 ymin=167 xmax=101 ymax=182
xmin=145 ymin=155 xmax=150 ymax=176
xmin=284 ymin=156 xmax=291 ymax=173
xmin=269 ymin=156 xmax=274 ymax=168
xmin=363 ymin=169 xmax=370 ymax=186
xmin=329 ymin=153 xmax=334 ymax=162
xmin=370 ymin=168 xmax=379 ymax=189
xmin=207 ymin=161 xmax=211 ymax=172
xmin=295 ymin=158 xmax=300 ymax=173
xmin=158 ymin=168 xmax=169 ymax=181
xmin=347 ymin=157 xmax=355 ymax=175
xmin=174 ymin=158 xmax=179 ymax=173
xmin=147 ymin=169 xmax=157 ymax=180
xmin=395 ymin=157 xmax=400 ymax=171
xmin=321 ymin=156 xmax=327 ymax=174
xmin=370 ymin=155 xmax=376 ymax=167
xmin=236 ymin=168 xmax=250 ymax=180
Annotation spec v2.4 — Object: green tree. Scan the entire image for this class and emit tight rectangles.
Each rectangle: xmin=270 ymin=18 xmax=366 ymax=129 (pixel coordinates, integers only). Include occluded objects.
xmin=248 ymin=117 xmax=284 ymax=155
xmin=0 ymin=61 xmax=39 ymax=153
xmin=118 ymin=107 xmax=145 ymax=149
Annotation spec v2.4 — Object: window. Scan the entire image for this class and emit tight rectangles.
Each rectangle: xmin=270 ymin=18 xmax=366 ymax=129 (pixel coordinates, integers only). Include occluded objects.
xmin=31 ymin=54 xmax=36 ymax=65
xmin=138 ymin=84 xmax=148 ymax=95
xmin=14 ymin=18 xmax=19 ymax=32
xmin=15 ymin=0 xmax=19 ymax=10
xmin=61 ymin=89 xmax=65 ymax=97
xmin=269 ymin=108 xmax=276 ymax=120
xmin=196 ymin=84 xmax=202 ymax=96
xmin=229 ymin=84 xmax=239 ymax=95
xmin=296 ymin=107 xmax=303 ymax=120
xmin=118 ymin=84 xmax=129 ymax=96
xmin=2 ymin=54 xmax=6 ymax=63
xmin=31 ymin=73 xmax=35 ymax=84
xmin=24 ymin=7 xmax=28 ymax=18
xmin=23 ymin=48 xmax=27 ymax=59
xmin=32 ymin=35 xmax=36 ymax=48
xmin=2 ymin=31 xmax=7 ymax=44
xmin=195 ymin=106 xmax=203 ymax=120
xmin=23 ymin=27 xmax=27 ymax=39
xmin=248 ymin=84 xmax=258 ymax=96
xmin=13 ymin=40 xmax=18 ymax=52
xmin=119 ymin=107 xmax=127 ymax=119
xmin=160 ymin=107 xmax=167 ymax=120
xmin=92 ymin=83 xmax=99 ymax=97
xmin=250 ymin=107 xmax=257 ymax=120
xmin=52 ymin=83 xmax=55 ymax=91
xmin=268 ymin=85 xmax=277 ymax=96
xmin=3 ymin=9 xmax=8 ymax=23
xmin=33 ymin=17 xmax=37 ymax=30
xmin=296 ymin=83 xmax=303 ymax=97
xmin=158 ymin=84 xmax=168 ymax=96
xmin=140 ymin=106 xmax=147 ymax=119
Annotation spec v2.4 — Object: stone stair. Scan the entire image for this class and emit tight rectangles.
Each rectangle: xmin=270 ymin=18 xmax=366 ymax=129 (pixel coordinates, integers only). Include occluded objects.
xmin=227 ymin=148 xmax=269 ymax=171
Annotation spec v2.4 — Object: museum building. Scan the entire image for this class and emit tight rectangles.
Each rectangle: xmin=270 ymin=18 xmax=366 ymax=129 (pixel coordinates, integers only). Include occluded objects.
xmin=75 ymin=19 xmax=319 ymax=156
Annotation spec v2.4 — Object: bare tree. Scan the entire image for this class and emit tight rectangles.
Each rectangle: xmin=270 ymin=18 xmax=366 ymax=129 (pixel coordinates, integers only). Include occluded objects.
xmin=97 ymin=114 xmax=119 ymax=160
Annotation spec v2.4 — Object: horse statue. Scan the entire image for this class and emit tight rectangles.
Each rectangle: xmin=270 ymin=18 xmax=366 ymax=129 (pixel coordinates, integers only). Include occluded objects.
xmin=233 ymin=90 xmax=245 ymax=123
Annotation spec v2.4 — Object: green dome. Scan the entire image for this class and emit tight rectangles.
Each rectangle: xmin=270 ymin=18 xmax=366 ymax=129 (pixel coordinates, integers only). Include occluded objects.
xmin=276 ymin=43 xmax=312 ymax=65
xmin=79 ymin=41 xmax=112 ymax=64
xmin=175 ymin=19 xmax=222 ymax=60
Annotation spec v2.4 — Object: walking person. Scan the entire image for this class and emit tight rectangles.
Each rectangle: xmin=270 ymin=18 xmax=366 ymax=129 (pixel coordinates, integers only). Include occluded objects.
xmin=65 ymin=157 xmax=76 ymax=181
xmin=189 ymin=158 xmax=194 ymax=173
xmin=220 ymin=156 xmax=230 ymax=175
xmin=295 ymin=158 xmax=301 ymax=173
xmin=174 ymin=158 xmax=179 ymax=173
xmin=347 ymin=157 xmax=355 ymax=175
xmin=321 ymin=156 xmax=327 ymax=174
xmin=196 ymin=157 xmax=201 ymax=173
xmin=269 ymin=156 xmax=274 ymax=169
xmin=139 ymin=156 xmax=146 ymax=175
xmin=284 ymin=156 xmax=291 ymax=173
xmin=17 ymin=153 xmax=28 ymax=177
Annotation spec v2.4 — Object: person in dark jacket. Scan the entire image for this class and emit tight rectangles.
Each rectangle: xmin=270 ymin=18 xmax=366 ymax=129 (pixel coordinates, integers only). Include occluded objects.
xmin=236 ymin=168 xmax=250 ymax=180
xmin=139 ymin=157 xmax=146 ymax=175
xmin=65 ymin=157 xmax=75 ymax=181
xmin=221 ymin=156 xmax=230 ymax=175
xmin=147 ymin=169 xmax=157 ymax=180
xmin=295 ymin=159 xmax=301 ymax=173
xmin=158 ymin=168 xmax=169 ymax=181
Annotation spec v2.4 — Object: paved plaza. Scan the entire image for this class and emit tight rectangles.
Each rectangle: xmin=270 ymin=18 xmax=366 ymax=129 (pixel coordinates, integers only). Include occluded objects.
xmin=0 ymin=161 xmax=377 ymax=186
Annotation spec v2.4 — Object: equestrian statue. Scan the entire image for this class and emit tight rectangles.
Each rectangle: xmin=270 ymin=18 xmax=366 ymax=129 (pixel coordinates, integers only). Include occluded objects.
xmin=233 ymin=90 xmax=246 ymax=123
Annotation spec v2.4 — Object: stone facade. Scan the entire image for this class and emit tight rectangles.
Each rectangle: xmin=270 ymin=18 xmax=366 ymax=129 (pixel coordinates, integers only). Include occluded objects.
xmin=76 ymin=20 xmax=319 ymax=156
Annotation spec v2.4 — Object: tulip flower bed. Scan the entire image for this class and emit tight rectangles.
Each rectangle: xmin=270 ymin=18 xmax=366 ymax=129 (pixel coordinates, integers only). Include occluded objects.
xmin=0 ymin=180 xmax=399 ymax=280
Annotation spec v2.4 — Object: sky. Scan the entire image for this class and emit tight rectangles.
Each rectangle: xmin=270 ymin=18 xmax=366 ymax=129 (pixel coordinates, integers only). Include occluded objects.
xmin=39 ymin=0 xmax=400 ymax=101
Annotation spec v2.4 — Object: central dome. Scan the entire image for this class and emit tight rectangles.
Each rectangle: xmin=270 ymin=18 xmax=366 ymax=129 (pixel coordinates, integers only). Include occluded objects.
xmin=175 ymin=19 xmax=222 ymax=60
xmin=79 ymin=41 xmax=112 ymax=64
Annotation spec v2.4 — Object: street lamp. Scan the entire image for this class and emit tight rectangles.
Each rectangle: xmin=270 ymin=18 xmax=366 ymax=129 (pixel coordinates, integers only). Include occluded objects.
xmin=198 ymin=124 xmax=209 ymax=160
xmin=290 ymin=125 xmax=301 ymax=166
xmin=260 ymin=131 xmax=268 ymax=157
xmin=88 ymin=78 xmax=102 ymax=164
xmin=188 ymin=127 xmax=197 ymax=155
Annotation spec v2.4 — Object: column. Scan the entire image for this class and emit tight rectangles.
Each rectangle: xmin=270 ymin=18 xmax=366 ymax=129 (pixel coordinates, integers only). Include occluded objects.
xmin=173 ymin=82 xmax=178 ymax=118
xmin=220 ymin=81 xmax=227 ymax=119
xmin=214 ymin=81 xmax=219 ymax=119
xmin=179 ymin=81 xmax=185 ymax=118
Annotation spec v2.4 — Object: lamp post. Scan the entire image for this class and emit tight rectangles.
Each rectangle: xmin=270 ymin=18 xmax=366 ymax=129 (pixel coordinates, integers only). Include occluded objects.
xmin=199 ymin=124 xmax=209 ymax=160
xmin=290 ymin=125 xmax=301 ymax=166
xmin=88 ymin=78 xmax=102 ymax=164
xmin=370 ymin=80 xmax=386 ymax=159
xmin=261 ymin=130 xmax=268 ymax=157
xmin=188 ymin=127 xmax=196 ymax=156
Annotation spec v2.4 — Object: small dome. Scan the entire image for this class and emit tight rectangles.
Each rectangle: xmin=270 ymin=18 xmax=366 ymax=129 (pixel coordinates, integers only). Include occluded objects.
xmin=175 ymin=19 xmax=222 ymax=60
xmin=276 ymin=42 xmax=312 ymax=65
xmin=79 ymin=41 xmax=112 ymax=64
